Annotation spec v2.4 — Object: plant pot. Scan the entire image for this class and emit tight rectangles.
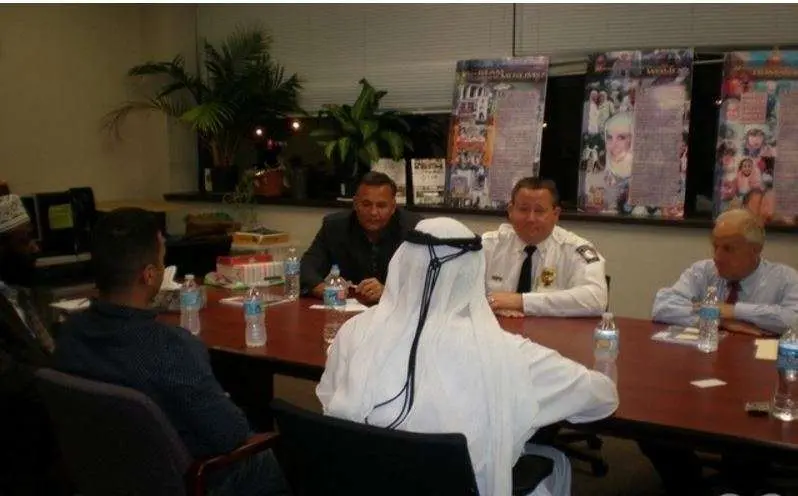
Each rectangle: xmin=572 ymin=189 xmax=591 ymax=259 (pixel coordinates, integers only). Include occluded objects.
xmin=254 ymin=169 xmax=285 ymax=197
xmin=210 ymin=167 xmax=239 ymax=193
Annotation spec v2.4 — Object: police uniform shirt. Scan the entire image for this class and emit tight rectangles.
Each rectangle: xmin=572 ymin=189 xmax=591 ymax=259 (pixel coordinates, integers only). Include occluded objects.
xmin=483 ymin=223 xmax=608 ymax=317
xmin=652 ymin=259 xmax=798 ymax=334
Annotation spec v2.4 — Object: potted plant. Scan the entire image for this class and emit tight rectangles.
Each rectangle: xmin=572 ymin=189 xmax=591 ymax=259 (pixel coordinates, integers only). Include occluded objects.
xmin=310 ymin=79 xmax=412 ymax=196
xmin=103 ymin=25 xmax=302 ymax=192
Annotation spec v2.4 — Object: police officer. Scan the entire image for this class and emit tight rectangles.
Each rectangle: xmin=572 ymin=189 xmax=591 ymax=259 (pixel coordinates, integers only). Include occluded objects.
xmin=652 ymin=207 xmax=798 ymax=336
xmin=483 ymin=178 xmax=608 ymax=317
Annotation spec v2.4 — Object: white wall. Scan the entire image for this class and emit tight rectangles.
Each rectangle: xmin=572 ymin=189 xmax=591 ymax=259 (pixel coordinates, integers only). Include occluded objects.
xmin=0 ymin=4 xmax=197 ymax=200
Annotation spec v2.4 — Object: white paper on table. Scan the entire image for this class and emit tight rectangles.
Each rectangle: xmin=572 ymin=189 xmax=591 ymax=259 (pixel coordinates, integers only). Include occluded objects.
xmin=310 ymin=299 xmax=368 ymax=313
xmin=755 ymin=339 xmax=779 ymax=361
xmin=50 ymin=298 xmax=91 ymax=312
xmin=219 ymin=294 xmax=291 ymax=307
xmin=691 ymin=378 xmax=727 ymax=389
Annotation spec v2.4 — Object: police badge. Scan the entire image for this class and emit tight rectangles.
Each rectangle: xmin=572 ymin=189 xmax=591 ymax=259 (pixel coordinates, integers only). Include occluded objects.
xmin=540 ymin=267 xmax=556 ymax=287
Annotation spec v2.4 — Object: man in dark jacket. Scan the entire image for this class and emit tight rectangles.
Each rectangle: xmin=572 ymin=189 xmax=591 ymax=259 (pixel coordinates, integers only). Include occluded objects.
xmin=0 ymin=194 xmax=66 ymax=495
xmin=55 ymin=208 xmax=288 ymax=496
xmin=301 ymin=171 xmax=422 ymax=304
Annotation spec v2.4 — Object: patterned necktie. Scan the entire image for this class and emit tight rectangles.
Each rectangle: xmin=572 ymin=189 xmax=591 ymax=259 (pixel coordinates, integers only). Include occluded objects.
xmin=516 ymin=246 xmax=537 ymax=294
xmin=15 ymin=288 xmax=55 ymax=353
xmin=725 ymin=281 xmax=741 ymax=305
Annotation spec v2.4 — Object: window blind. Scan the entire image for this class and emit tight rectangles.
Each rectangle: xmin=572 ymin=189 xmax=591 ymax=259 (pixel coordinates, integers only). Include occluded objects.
xmin=515 ymin=4 xmax=798 ymax=59
xmin=197 ymin=4 xmax=513 ymax=112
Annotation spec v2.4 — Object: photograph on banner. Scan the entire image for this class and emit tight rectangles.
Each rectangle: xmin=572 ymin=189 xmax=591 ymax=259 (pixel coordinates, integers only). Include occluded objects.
xmin=411 ymin=158 xmax=446 ymax=206
xmin=713 ymin=49 xmax=798 ymax=225
xmin=370 ymin=158 xmax=407 ymax=205
xmin=578 ymin=49 xmax=693 ymax=219
xmin=444 ymin=56 xmax=549 ymax=209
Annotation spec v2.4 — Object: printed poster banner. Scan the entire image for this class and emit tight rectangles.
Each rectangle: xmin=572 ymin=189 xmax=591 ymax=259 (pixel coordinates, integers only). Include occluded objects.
xmin=371 ymin=158 xmax=407 ymax=205
xmin=578 ymin=49 xmax=693 ymax=219
xmin=445 ymin=57 xmax=549 ymax=209
xmin=411 ymin=158 xmax=446 ymax=206
xmin=713 ymin=49 xmax=798 ymax=225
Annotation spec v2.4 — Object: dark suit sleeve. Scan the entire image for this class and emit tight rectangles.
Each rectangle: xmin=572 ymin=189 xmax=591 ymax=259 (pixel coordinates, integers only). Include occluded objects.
xmin=300 ymin=219 xmax=332 ymax=294
xmin=163 ymin=335 xmax=251 ymax=456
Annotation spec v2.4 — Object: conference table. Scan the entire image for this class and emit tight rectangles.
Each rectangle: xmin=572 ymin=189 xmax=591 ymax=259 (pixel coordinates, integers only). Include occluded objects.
xmin=160 ymin=288 xmax=798 ymax=459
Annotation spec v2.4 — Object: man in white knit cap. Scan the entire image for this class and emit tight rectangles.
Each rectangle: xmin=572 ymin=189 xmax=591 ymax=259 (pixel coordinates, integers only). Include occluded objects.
xmin=0 ymin=194 xmax=67 ymax=495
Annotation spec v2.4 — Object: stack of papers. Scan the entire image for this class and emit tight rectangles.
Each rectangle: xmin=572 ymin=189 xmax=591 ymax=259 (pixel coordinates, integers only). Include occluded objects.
xmin=310 ymin=299 xmax=368 ymax=313
xmin=754 ymin=339 xmax=778 ymax=361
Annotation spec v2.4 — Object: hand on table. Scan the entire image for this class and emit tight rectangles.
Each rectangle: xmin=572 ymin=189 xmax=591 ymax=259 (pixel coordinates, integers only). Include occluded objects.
xmin=721 ymin=319 xmax=767 ymax=337
xmin=488 ymin=292 xmax=523 ymax=313
xmin=356 ymin=278 xmax=384 ymax=304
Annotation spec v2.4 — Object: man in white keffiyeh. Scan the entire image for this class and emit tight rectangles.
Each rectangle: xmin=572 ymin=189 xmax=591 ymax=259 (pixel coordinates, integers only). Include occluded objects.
xmin=317 ymin=217 xmax=619 ymax=496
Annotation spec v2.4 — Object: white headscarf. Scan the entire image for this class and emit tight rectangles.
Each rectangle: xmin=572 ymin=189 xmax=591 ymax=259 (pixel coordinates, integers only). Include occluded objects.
xmin=318 ymin=217 xmax=544 ymax=496
xmin=0 ymin=195 xmax=30 ymax=233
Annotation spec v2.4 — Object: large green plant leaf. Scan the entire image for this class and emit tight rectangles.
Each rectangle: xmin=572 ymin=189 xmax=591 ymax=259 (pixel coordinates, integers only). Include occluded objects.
xmin=338 ymin=136 xmax=353 ymax=164
xmin=360 ymin=119 xmax=378 ymax=142
xmin=102 ymin=97 xmax=187 ymax=138
xmin=380 ymin=130 xmax=408 ymax=160
xmin=180 ymin=102 xmax=235 ymax=135
xmin=363 ymin=141 xmax=381 ymax=163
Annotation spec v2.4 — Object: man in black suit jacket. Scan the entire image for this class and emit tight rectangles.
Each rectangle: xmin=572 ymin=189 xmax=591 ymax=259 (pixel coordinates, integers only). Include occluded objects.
xmin=0 ymin=194 xmax=66 ymax=495
xmin=300 ymin=171 xmax=422 ymax=304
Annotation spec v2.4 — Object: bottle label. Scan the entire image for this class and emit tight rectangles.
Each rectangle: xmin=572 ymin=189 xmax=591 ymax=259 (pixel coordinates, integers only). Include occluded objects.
xmin=244 ymin=299 xmax=263 ymax=316
xmin=285 ymin=260 xmax=300 ymax=276
xmin=698 ymin=306 xmax=720 ymax=320
xmin=594 ymin=330 xmax=618 ymax=351
xmin=323 ymin=287 xmax=345 ymax=307
xmin=777 ymin=343 xmax=798 ymax=370
xmin=181 ymin=291 xmax=200 ymax=307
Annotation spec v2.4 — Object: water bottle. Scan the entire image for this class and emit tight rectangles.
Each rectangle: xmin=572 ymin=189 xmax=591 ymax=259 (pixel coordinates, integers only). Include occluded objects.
xmin=771 ymin=325 xmax=798 ymax=421
xmin=284 ymin=247 xmax=301 ymax=301
xmin=697 ymin=286 xmax=720 ymax=353
xmin=244 ymin=287 xmax=267 ymax=347
xmin=323 ymin=265 xmax=347 ymax=311
xmin=180 ymin=274 xmax=201 ymax=336
xmin=322 ymin=265 xmax=347 ymax=344
xmin=594 ymin=312 xmax=620 ymax=361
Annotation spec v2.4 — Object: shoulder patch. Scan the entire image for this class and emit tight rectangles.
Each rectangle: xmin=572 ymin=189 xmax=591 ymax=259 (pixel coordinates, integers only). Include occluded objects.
xmin=576 ymin=244 xmax=600 ymax=264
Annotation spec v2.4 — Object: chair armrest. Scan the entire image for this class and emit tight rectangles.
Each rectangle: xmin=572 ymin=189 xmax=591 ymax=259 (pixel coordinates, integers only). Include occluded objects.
xmin=186 ymin=432 xmax=280 ymax=496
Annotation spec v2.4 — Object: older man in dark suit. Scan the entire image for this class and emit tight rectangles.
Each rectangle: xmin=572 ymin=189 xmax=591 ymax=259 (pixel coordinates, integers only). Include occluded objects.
xmin=0 ymin=193 xmax=67 ymax=495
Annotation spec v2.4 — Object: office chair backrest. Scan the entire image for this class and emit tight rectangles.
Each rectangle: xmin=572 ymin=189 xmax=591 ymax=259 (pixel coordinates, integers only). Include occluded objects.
xmin=271 ymin=399 xmax=479 ymax=496
xmin=35 ymin=368 xmax=192 ymax=496
xmin=69 ymin=187 xmax=97 ymax=253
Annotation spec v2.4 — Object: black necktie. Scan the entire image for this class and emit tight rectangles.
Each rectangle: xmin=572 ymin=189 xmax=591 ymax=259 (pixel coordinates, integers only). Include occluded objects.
xmin=726 ymin=281 xmax=741 ymax=305
xmin=516 ymin=246 xmax=537 ymax=294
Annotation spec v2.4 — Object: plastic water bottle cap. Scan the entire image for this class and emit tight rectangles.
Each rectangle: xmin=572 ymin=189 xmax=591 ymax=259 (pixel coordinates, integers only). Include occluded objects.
xmin=185 ymin=274 xmax=195 ymax=281
xmin=602 ymin=312 xmax=613 ymax=320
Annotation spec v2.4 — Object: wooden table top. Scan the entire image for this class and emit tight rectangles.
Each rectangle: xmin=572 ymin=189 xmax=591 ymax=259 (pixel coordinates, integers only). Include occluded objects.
xmin=160 ymin=289 xmax=798 ymax=453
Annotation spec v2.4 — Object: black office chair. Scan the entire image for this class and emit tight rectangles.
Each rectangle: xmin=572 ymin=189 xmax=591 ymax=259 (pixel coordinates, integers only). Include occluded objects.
xmin=34 ymin=368 xmax=278 ymax=496
xmin=271 ymin=399 xmax=553 ymax=496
